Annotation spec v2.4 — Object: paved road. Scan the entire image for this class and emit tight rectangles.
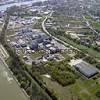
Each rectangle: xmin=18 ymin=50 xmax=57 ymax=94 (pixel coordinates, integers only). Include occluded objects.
xmin=42 ymin=12 xmax=99 ymax=61
xmin=0 ymin=57 xmax=28 ymax=100
xmin=82 ymin=15 xmax=99 ymax=34
xmin=42 ymin=12 xmax=81 ymax=51
xmin=42 ymin=12 xmax=100 ymax=63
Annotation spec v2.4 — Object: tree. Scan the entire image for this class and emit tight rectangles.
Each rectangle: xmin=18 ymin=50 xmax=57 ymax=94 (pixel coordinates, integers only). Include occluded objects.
xmin=84 ymin=56 xmax=97 ymax=64
xmin=95 ymin=90 xmax=100 ymax=98
xmin=52 ymin=71 xmax=75 ymax=86
xmin=96 ymin=63 xmax=100 ymax=69
xmin=20 ymin=81 xmax=26 ymax=88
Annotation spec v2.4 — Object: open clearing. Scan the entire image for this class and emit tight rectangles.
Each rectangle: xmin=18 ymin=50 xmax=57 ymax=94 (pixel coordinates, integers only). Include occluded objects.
xmin=42 ymin=76 xmax=100 ymax=100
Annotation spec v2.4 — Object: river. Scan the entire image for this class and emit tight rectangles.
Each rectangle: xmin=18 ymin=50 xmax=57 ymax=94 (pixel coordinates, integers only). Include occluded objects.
xmin=0 ymin=57 xmax=28 ymax=100
xmin=0 ymin=0 xmax=46 ymax=11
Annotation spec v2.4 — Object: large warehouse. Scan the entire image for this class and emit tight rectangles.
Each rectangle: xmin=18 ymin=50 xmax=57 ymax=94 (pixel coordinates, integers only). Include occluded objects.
xmin=75 ymin=61 xmax=98 ymax=78
xmin=69 ymin=59 xmax=98 ymax=78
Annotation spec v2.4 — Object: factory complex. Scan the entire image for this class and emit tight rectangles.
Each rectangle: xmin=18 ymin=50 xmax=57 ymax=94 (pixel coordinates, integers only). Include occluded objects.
xmin=7 ymin=28 xmax=66 ymax=64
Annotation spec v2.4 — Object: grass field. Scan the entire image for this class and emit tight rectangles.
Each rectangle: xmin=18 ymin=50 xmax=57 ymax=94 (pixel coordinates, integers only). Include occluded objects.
xmin=30 ymin=51 xmax=45 ymax=60
xmin=92 ymin=22 xmax=100 ymax=30
xmin=42 ymin=76 xmax=100 ymax=100
xmin=84 ymin=16 xmax=100 ymax=30
xmin=85 ymin=16 xmax=93 ymax=21
xmin=42 ymin=76 xmax=78 ymax=100
xmin=70 ymin=78 xmax=100 ymax=100
xmin=54 ymin=16 xmax=85 ymax=26
xmin=56 ymin=35 xmax=100 ymax=60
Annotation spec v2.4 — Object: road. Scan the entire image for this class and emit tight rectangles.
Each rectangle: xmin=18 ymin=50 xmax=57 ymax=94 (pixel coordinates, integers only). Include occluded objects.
xmin=0 ymin=57 xmax=29 ymax=100
xmin=80 ymin=4 xmax=99 ymax=34
xmin=42 ymin=12 xmax=80 ymax=51
xmin=42 ymin=12 xmax=100 ymax=63
xmin=0 ymin=44 xmax=9 ymax=59
xmin=82 ymin=15 xmax=99 ymax=34
xmin=42 ymin=13 xmax=100 ymax=73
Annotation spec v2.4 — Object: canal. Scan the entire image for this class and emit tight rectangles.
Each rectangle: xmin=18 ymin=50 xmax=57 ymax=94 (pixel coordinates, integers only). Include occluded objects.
xmin=0 ymin=0 xmax=46 ymax=11
xmin=0 ymin=58 xmax=28 ymax=100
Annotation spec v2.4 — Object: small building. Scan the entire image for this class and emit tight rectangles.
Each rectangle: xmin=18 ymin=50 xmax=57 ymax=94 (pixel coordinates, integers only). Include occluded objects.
xmin=21 ymin=28 xmax=32 ymax=33
xmin=96 ymin=41 xmax=100 ymax=46
xmin=31 ymin=34 xmax=40 ymax=40
xmin=80 ymin=38 xmax=92 ymax=46
xmin=49 ymin=47 xmax=60 ymax=54
xmin=41 ymin=35 xmax=52 ymax=41
xmin=45 ymin=44 xmax=52 ymax=48
xmin=36 ymin=38 xmax=43 ymax=43
xmin=30 ymin=41 xmax=38 ymax=50
xmin=17 ymin=39 xmax=26 ymax=47
xmin=43 ymin=39 xmax=51 ymax=45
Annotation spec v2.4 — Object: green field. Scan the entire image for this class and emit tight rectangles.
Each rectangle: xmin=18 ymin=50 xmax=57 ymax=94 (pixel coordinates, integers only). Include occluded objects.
xmin=54 ymin=16 xmax=85 ymax=26
xmin=92 ymin=22 xmax=100 ymax=30
xmin=30 ymin=51 xmax=45 ymax=59
xmin=85 ymin=16 xmax=93 ymax=21
xmin=56 ymin=35 xmax=100 ymax=60
xmin=42 ymin=76 xmax=100 ymax=100
xmin=70 ymin=79 xmax=100 ymax=100
xmin=42 ymin=76 xmax=78 ymax=100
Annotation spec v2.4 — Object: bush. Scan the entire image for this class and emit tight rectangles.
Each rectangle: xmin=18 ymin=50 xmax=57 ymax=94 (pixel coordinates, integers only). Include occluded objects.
xmin=52 ymin=71 xmax=75 ymax=86
xmin=44 ymin=60 xmax=76 ymax=86
xmin=84 ymin=56 xmax=97 ymax=64
xmin=95 ymin=90 xmax=100 ymax=98
xmin=75 ymin=51 xmax=85 ymax=59
xmin=96 ymin=63 xmax=100 ymax=70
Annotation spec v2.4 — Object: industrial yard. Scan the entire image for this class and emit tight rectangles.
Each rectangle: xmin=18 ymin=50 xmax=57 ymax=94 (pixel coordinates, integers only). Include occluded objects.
xmin=0 ymin=0 xmax=100 ymax=100
xmin=4 ymin=1 xmax=100 ymax=100
xmin=7 ymin=28 xmax=67 ymax=65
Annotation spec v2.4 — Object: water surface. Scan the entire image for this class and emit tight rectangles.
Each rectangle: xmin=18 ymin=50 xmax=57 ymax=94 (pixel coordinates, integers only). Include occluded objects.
xmin=0 ymin=0 xmax=46 ymax=11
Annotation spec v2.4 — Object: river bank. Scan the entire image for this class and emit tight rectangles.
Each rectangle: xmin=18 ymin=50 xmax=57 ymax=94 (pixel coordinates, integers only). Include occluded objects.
xmin=0 ymin=0 xmax=46 ymax=11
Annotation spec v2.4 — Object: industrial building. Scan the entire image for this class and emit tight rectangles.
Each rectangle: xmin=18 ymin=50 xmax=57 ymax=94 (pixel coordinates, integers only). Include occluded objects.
xmin=8 ymin=27 xmax=67 ymax=64
xmin=30 ymin=40 xmax=38 ymax=50
xmin=75 ymin=61 xmax=98 ymax=78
